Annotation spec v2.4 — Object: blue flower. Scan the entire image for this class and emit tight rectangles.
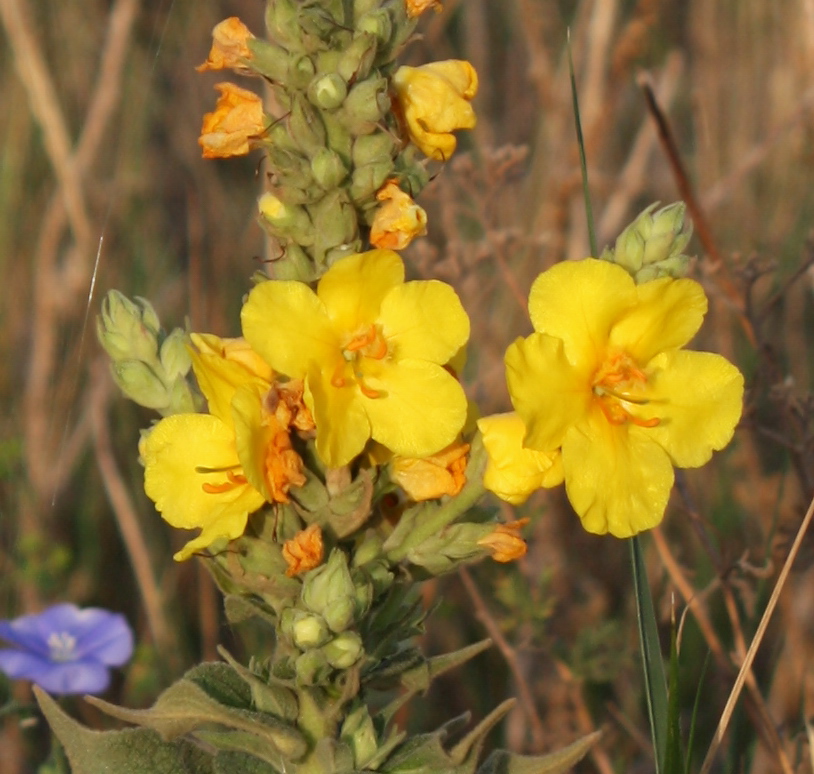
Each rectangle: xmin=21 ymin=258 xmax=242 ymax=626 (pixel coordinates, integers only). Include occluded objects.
xmin=0 ymin=603 xmax=134 ymax=695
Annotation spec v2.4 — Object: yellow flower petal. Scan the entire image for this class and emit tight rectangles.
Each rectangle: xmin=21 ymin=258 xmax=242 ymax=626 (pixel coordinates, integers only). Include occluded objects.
xmin=379 ymin=280 xmax=470 ymax=364
xmin=610 ymin=277 xmax=708 ymax=363
xmin=241 ymin=279 xmax=338 ymax=379
xmin=505 ymin=334 xmax=591 ymax=452
xmin=391 ymin=441 xmax=469 ymax=500
xmin=561 ymin=412 xmax=674 ymax=537
xmin=478 ymin=413 xmax=561 ymax=505
xmin=528 ymin=259 xmax=636 ymax=369
xmin=362 ymin=359 xmax=467 ymax=458
xmin=317 ymin=250 xmax=404 ymax=333
xmin=190 ymin=334 xmax=272 ymax=423
xmin=142 ymin=414 xmax=263 ymax=559
xmin=645 ymin=350 xmax=744 ymax=467
xmin=392 ymin=61 xmax=478 ymax=161
xmin=306 ymin=365 xmax=371 ymax=468
xmin=199 ymin=82 xmax=265 ymax=159
xmin=196 ymin=17 xmax=255 ymax=72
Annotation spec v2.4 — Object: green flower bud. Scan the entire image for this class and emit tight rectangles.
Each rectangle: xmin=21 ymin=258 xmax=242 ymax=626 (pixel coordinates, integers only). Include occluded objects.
xmin=352 ymin=133 xmax=397 ymax=168
xmin=353 ymin=575 xmax=373 ymax=618
xmin=112 ymin=360 xmax=169 ymax=411
xmin=301 ymin=549 xmax=357 ymax=632
xmin=97 ymin=290 xmax=160 ymax=363
xmin=603 ymin=201 xmax=693 ymax=282
xmin=289 ymin=95 xmax=326 ymax=156
xmin=353 ymin=0 xmax=380 ymax=18
xmin=246 ymin=39 xmax=289 ymax=83
xmin=352 ymin=531 xmax=384 ymax=567
xmin=308 ymin=73 xmax=348 ymax=111
xmin=321 ymin=631 xmax=363 ymax=670
xmin=338 ymin=33 xmax=378 ymax=83
xmin=339 ymin=78 xmax=390 ymax=134
xmin=258 ymin=193 xmax=315 ymax=245
xmin=265 ymin=0 xmax=301 ymax=50
xmin=294 ymin=614 xmax=331 ymax=650
xmin=159 ymin=328 xmax=191 ymax=382
xmin=349 ymin=160 xmax=393 ymax=203
xmin=340 ymin=704 xmax=377 ymax=768
xmin=311 ymin=148 xmax=348 ymax=190
xmin=311 ymin=190 xmax=359 ymax=264
xmin=291 ymin=55 xmax=317 ymax=90
xmin=357 ymin=11 xmax=392 ymax=46
xmin=295 ymin=648 xmax=331 ymax=686
xmin=165 ymin=374 xmax=199 ymax=416
xmin=365 ymin=560 xmax=395 ymax=596
xmin=266 ymin=243 xmax=319 ymax=282
xmin=406 ymin=522 xmax=497 ymax=576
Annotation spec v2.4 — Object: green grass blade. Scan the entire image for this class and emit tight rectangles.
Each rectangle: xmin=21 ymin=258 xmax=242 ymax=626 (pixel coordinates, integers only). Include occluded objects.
xmin=631 ymin=535 xmax=669 ymax=773
xmin=567 ymin=30 xmax=597 ymax=258
xmin=664 ymin=611 xmax=685 ymax=774
xmin=685 ymin=651 xmax=711 ymax=774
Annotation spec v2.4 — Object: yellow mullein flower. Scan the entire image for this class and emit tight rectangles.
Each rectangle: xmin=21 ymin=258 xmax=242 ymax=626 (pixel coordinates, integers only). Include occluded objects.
xmin=392 ymin=61 xmax=477 ymax=161
xmin=370 ymin=180 xmax=428 ymax=250
xmin=477 ymin=413 xmax=562 ymax=505
xmin=501 ymin=258 xmax=744 ymax=538
xmin=477 ymin=519 xmax=529 ymax=563
xmin=282 ymin=525 xmax=324 ymax=577
xmin=406 ymin=0 xmax=443 ymax=17
xmin=196 ymin=17 xmax=255 ymax=72
xmin=391 ymin=440 xmax=470 ymax=501
xmin=142 ymin=335 xmax=305 ymax=560
xmin=241 ymin=249 xmax=470 ymax=469
xmin=199 ymin=82 xmax=265 ymax=159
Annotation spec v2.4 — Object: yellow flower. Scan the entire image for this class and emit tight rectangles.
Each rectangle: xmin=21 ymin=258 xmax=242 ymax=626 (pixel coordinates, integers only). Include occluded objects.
xmin=282 ymin=525 xmax=324 ymax=577
xmin=392 ymin=61 xmax=477 ymax=161
xmin=142 ymin=335 xmax=305 ymax=560
xmin=406 ymin=0 xmax=443 ymax=17
xmin=370 ymin=180 xmax=428 ymax=250
xmin=477 ymin=519 xmax=529 ymax=563
xmin=477 ymin=413 xmax=562 ymax=505
xmin=241 ymin=249 xmax=470 ymax=468
xmin=196 ymin=17 xmax=255 ymax=72
xmin=391 ymin=440 xmax=470 ymax=501
xmin=502 ymin=258 xmax=744 ymax=538
xmin=199 ymin=82 xmax=265 ymax=159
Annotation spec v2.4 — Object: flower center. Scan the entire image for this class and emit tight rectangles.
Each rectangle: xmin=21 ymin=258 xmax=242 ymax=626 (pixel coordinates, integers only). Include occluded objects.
xmin=196 ymin=465 xmax=248 ymax=494
xmin=331 ymin=324 xmax=389 ymax=399
xmin=48 ymin=631 xmax=77 ymax=662
xmin=591 ymin=351 xmax=660 ymax=428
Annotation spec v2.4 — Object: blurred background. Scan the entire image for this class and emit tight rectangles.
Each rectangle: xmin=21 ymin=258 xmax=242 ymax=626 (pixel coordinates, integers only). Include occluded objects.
xmin=1 ymin=0 xmax=813 ymax=771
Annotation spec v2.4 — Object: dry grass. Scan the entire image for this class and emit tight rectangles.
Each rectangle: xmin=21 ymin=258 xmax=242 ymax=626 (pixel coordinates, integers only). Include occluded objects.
xmin=1 ymin=0 xmax=814 ymax=771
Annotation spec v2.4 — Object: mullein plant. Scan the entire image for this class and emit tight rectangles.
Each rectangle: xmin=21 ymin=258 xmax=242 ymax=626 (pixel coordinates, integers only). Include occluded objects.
xmin=36 ymin=4 xmax=743 ymax=774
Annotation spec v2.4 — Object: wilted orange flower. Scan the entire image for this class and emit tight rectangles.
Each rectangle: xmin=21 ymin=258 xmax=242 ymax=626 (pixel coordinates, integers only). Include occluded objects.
xmin=196 ymin=17 xmax=255 ymax=72
xmin=477 ymin=519 xmax=529 ymax=563
xmin=370 ymin=180 xmax=428 ymax=250
xmin=391 ymin=441 xmax=469 ymax=500
xmin=406 ymin=0 xmax=443 ymax=17
xmin=199 ymin=82 xmax=265 ymax=159
xmin=282 ymin=525 xmax=324 ymax=577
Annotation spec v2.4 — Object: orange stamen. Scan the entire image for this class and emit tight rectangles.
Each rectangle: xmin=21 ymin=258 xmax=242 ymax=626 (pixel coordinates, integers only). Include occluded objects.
xmin=592 ymin=351 xmax=661 ymax=428
xmin=200 ymin=469 xmax=247 ymax=494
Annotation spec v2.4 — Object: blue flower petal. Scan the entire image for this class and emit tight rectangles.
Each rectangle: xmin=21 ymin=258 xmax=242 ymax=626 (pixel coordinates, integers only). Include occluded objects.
xmin=73 ymin=611 xmax=134 ymax=666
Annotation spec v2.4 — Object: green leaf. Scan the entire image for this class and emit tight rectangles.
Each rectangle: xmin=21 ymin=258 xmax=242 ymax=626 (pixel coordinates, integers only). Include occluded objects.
xmin=630 ymin=535 xmax=668 ymax=773
xmin=477 ymin=731 xmax=602 ymax=774
xmin=35 ymin=688 xmax=214 ymax=774
xmin=87 ymin=665 xmax=307 ymax=760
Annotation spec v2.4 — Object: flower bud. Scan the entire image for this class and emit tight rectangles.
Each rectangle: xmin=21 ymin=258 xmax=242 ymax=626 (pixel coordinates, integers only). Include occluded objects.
xmin=321 ymin=631 xmax=363 ymax=669
xmin=352 ymin=133 xmax=397 ymax=168
xmin=246 ymin=38 xmax=289 ymax=82
xmin=311 ymin=147 xmax=348 ymax=190
xmin=352 ymin=531 xmax=384 ymax=567
xmin=258 ymin=193 xmax=314 ymax=245
xmin=97 ymin=290 xmax=160 ymax=363
xmin=350 ymin=161 xmax=394 ymax=202
xmin=112 ymin=361 xmax=169 ymax=411
xmin=288 ymin=95 xmax=326 ymax=156
xmin=339 ymin=78 xmax=390 ymax=134
xmin=311 ymin=190 xmax=359 ymax=263
xmin=357 ymin=11 xmax=392 ymax=45
xmin=341 ymin=704 xmax=378 ymax=769
xmin=602 ymin=201 xmax=693 ymax=282
xmin=308 ymin=72 xmax=348 ymax=111
xmin=338 ymin=33 xmax=378 ymax=82
xmin=159 ymin=328 xmax=192 ymax=382
xmin=301 ymin=550 xmax=357 ymax=632
xmin=265 ymin=0 xmax=301 ymax=50
xmin=295 ymin=648 xmax=331 ymax=685
xmin=165 ymin=374 xmax=199 ymax=415
xmin=477 ymin=519 xmax=529 ymax=563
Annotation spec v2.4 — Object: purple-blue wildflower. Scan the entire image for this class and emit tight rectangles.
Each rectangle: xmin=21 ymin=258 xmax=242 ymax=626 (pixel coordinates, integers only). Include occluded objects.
xmin=0 ymin=603 xmax=134 ymax=695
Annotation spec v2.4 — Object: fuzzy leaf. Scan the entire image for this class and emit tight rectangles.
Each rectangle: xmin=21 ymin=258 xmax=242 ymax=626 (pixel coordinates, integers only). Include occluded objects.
xmin=477 ymin=731 xmax=602 ymax=774
xmin=35 ymin=687 xmax=213 ymax=774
